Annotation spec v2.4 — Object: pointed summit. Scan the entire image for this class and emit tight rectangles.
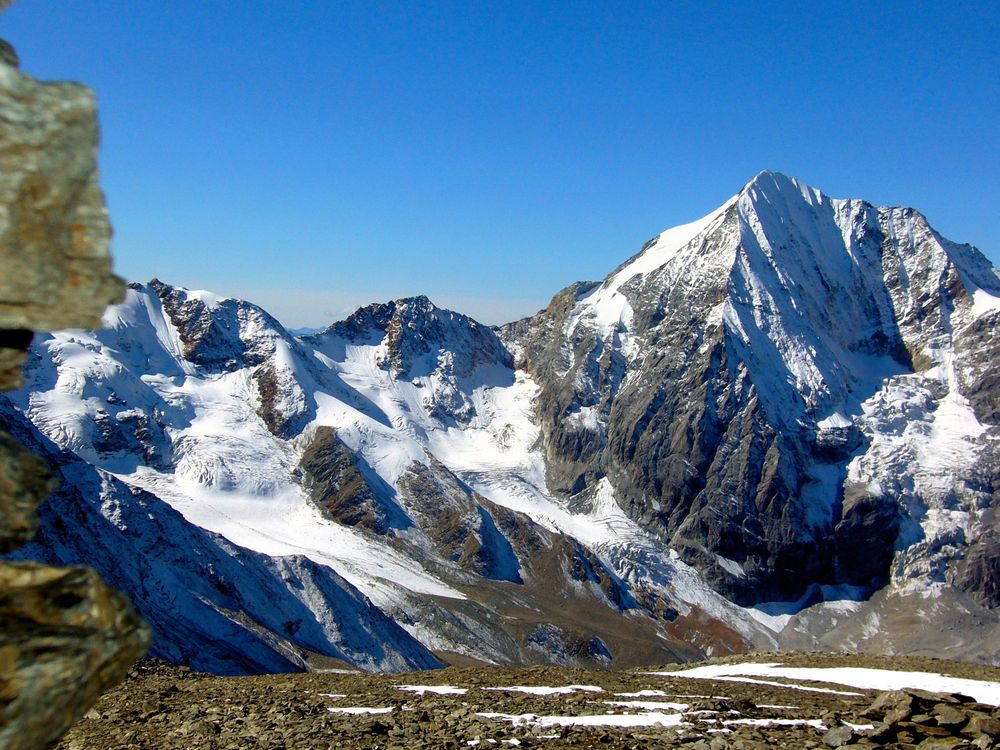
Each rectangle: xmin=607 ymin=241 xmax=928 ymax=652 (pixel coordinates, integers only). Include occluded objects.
xmin=739 ymin=170 xmax=831 ymax=211
xmin=315 ymin=295 xmax=513 ymax=381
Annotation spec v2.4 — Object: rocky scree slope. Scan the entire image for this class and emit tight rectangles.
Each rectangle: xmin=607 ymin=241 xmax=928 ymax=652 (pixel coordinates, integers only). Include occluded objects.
xmin=58 ymin=654 xmax=1000 ymax=750
xmin=5 ymin=172 xmax=1000 ymax=672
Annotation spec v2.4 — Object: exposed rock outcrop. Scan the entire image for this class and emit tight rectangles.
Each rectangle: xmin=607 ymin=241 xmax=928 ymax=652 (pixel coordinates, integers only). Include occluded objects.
xmin=0 ymin=563 xmax=150 ymax=750
xmin=0 ymin=36 xmax=149 ymax=750
xmin=0 ymin=45 xmax=121 ymax=391
xmin=299 ymin=426 xmax=403 ymax=534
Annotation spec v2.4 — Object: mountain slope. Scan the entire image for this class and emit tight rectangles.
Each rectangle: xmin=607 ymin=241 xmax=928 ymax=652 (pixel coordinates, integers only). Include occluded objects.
xmin=5 ymin=171 xmax=999 ymax=669
xmin=504 ymin=171 xmax=1000 ymax=615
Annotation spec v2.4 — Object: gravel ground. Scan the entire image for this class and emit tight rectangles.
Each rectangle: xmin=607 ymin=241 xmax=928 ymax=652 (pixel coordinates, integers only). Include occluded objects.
xmin=58 ymin=653 xmax=1000 ymax=749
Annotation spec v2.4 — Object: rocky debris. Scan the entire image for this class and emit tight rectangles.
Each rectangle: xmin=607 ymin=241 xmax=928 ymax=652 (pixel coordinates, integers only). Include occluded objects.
xmin=0 ymin=563 xmax=150 ymax=750
xmin=55 ymin=654 xmax=1000 ymax=749
xmin=859 ymin=688 xmax=1000 ymax=748
xmin=0 ymin=37 xmax=148 ymax=750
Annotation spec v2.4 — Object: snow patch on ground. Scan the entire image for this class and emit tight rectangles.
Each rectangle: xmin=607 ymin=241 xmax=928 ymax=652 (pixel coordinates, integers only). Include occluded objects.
xmin=486 ymin=685 xmax=604 ymax=696
xmin=397 ymin=685 xmax=468 ymax=696
xmin=659 ymin=663 xmax=1000 ymax=705
xmin=479 ymin=711 xmax=689 ymax=729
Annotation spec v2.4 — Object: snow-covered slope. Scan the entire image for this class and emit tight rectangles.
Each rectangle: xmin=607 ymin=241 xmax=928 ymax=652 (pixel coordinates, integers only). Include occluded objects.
xmin=6 ymin=172 xmax=1000 ymax=670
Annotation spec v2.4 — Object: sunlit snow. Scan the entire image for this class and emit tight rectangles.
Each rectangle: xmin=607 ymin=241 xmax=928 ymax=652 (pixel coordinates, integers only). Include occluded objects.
xmin=659 ymin=663 xmax=1000 ymax=705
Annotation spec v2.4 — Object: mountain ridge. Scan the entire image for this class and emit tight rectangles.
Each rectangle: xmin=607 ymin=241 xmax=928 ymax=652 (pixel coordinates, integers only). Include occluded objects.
xmin=5 ymin=172 xmax=999 ymax=671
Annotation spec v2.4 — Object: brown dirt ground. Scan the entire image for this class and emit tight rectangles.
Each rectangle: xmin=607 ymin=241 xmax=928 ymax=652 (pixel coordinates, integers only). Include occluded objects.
xmin=58 ymin=652 xmax=1000 ymax=749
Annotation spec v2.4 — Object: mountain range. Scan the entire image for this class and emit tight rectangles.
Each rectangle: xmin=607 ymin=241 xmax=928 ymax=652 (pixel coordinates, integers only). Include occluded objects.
xmin=5 ymin=171 xmax=999 ymax=673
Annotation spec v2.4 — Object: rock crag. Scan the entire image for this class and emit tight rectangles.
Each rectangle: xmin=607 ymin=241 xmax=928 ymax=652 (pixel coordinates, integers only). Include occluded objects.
xmin=0 ymin=35 xmax=150 ymax=750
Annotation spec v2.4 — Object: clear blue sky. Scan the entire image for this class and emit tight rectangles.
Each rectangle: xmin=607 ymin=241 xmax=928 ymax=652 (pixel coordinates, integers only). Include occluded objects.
xmin=3 ymin=1 xmax=998 ymax=326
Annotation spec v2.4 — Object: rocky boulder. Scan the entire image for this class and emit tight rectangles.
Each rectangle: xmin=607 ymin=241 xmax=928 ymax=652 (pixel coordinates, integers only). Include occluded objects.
xmin=0 ymin=35 xmax=150 ymax=750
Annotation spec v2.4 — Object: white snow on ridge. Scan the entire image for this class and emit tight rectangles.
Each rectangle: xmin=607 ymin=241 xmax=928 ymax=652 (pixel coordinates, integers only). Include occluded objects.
xmin=606 ymin=195 xmax=738 ymax=295
xmin=971 ymin=288 xmax=1000 ymax=318
xmin=563 ymin=191 xmax=736 ymax=348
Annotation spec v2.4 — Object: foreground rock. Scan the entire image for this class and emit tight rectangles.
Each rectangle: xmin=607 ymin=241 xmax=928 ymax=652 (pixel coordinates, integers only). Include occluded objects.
xmin=0 ymin=42 xmax=120 ymax=367
xmin=0 ymin=563 xmax=151 ymax=750
xmin=0 ymin=35 xmax=148 ymax=750
xmin=59 ymin=653 xmax=1000 ymax=749
xmin=0 ymin=429 xmax=53 ymax=552
xmin=857 ymin=688 xmax=1000 ymax=749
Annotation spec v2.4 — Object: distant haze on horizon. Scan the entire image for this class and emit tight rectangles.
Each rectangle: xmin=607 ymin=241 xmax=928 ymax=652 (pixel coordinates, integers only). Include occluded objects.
xmin=2 ymin=1 xmax=997 ymax=328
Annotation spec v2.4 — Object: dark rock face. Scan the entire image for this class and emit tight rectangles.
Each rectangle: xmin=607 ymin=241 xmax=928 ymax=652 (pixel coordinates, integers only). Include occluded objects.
xmin=252 ymin=364 xmax=301 ymax=438
xmin=325 ymin=295 xmax=513 ymax=380
xmin=565 ymin=542 xmax=633 ymax=611
xmin=91 ymin=407 xmax=170 ymax=468
xmin=397 ymin=459 xmax=522 ymax=583
xmin=146 ymin=280 xmax=286 ymax=373
xmin=952 ymin=535 xmax=1000 ymax=609
xmin=524 ymin=623 xmax=612 ymax=665
xmin=504 ymin=171 xmax=1000 ymax=607
xmin=298 ymin=426 xmax=403 ymax=534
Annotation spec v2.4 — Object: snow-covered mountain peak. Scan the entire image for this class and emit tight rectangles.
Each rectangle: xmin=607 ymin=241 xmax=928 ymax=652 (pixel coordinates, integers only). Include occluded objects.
xmin=597 ymin=171 xmax=824 ymax=305
xmin=123 ymin=278 xmax=298 ymax=375
xmin=739 ymin=169 xmax=827 ymax=207
xmin=313 ymin=295 xmax=513 ymax=381
xmin=505 ymin=172 xmax=1000 ymax=617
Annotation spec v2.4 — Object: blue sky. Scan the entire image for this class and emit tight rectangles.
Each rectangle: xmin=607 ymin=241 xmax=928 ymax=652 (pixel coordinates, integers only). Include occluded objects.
xmin=3 ymin=1 xmax=997 ymax=326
